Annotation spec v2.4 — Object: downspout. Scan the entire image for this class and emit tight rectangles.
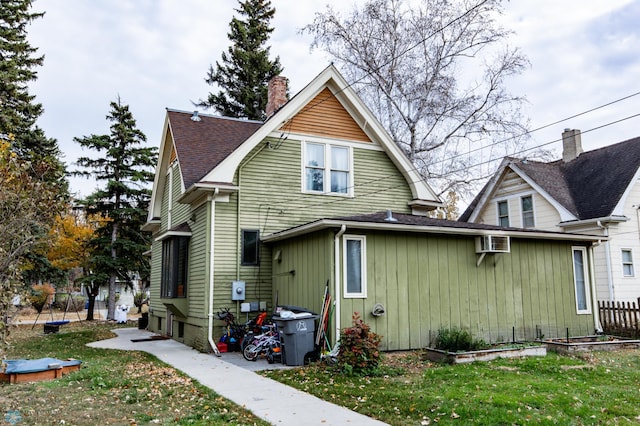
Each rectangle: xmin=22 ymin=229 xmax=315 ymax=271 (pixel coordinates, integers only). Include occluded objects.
xmin=597 ymin=220 xmax=615 ymax=301
xmin=588 ymin=242 xmax=603 ymax=333
xmin=208 ymin=189 xmax=221 ymax=356
xmin=334 ymin=224 xmax=347 ymax=344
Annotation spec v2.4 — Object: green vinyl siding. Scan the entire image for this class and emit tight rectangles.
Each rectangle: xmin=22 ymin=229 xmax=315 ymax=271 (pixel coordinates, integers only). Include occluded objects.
xmin=272 ymin=230 xmax=334 ymax=316
xmin=272 ymin=230 xmax=595 ymax=351
xmin=236 ymin=139 xmax=413 ymax=236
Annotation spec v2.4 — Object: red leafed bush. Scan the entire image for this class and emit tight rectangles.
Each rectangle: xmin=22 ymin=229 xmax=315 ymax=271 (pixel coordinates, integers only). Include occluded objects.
xmin=338 ymin=312 xmax=382 ymax=375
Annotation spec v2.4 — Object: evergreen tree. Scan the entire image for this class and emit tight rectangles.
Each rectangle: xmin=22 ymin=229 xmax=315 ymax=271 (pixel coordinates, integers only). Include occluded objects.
xmin=0 ymin=0 xmax=63 ymax=161
xmin=73 ymin=98 xmax=157 ymax=320
xmin=0 ymin=1 xmax=68 ymax=287
xmin=197 ymin=0 xmax=283 ymax=120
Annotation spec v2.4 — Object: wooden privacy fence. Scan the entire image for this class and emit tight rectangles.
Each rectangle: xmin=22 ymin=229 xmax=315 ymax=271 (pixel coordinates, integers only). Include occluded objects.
xmin=598 ymin=298 xmax=640 ymax=337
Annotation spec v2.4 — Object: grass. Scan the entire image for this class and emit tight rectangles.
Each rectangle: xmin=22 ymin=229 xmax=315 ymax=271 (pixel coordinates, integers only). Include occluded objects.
xmin=1 ymin=322 xmax=268 ymax=426
xmin=262 ymin=349 xmax=640 ymax=425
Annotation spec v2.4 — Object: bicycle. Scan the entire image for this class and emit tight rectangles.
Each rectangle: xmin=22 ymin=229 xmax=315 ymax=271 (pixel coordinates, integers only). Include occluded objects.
xmin=242 ymin=325 xmax=281 ymax=363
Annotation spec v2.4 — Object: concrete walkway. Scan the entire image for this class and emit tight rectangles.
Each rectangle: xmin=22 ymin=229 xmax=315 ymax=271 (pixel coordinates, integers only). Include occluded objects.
xmin=88 ymin=328 xmax=388 ymax=425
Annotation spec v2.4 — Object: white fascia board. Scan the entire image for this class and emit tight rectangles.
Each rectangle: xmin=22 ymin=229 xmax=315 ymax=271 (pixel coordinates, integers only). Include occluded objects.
xmin=612 ymin=166 xmax=640 ymax=216
xmin=155 ymin=230 xmax=192 ymax=242
xmin=558 ymin=215 xmax=629 ymax=228
xmin=508 ymin=163 xmax=577 ymax=222
xmin=147 ymin=113 xmax=172 ymax=221
xmin=467 ymin=159 xmax=511 ymax=223
xmin=262 ymin=218 xmax=605 ymax=244
xmin=202 ymin=65 xmax=441 ymax=205
xmin=202 ymin=66 xmax=341 ymax=184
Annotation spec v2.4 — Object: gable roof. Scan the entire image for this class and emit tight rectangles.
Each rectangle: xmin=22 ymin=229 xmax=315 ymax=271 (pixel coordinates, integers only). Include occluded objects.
xmin=147 ymin=65 xmax=442 ymax=222
xmin=167 ymin=110 xmax=262 ymax=189
xmin=262 ymin=210 xmax=602 ymax=243
xmin=460 ymin=136 xmax=640 ymax=223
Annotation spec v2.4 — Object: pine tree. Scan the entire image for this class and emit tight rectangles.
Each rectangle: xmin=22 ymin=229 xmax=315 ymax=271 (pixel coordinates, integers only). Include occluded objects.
xmin=73 ymin=98 xmax=157 ymax=320
xmin=0 ymin=1 xmax=68 ymax=287
xmin=0 ymin=0 xmax=63 ymax=161
xmin=197 ymin=0 xmax=283 ymax=120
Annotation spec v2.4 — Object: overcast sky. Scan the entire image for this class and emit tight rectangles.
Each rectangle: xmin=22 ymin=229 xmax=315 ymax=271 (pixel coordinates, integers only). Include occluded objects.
xmin=26 ymin=0 xmax=640 ymax=199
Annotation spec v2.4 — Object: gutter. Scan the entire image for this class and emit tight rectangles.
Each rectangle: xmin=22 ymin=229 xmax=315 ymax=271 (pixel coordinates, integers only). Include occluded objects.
xmin=207 ymin=190 xmax=221 ymax=356
xmin=262 ymin=218 xmax=606 ymax=244
xmin=334 ymin=225 xmax=346 ymax=345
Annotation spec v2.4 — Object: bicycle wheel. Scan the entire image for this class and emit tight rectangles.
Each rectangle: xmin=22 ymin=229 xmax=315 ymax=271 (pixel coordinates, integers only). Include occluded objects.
xmin=243 ymin=344 xmax=260 ymax=361
xmin=241 ymin=332 xmax=254 ymax=352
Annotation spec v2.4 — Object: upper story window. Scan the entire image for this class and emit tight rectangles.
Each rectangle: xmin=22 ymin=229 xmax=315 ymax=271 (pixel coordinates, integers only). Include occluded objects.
xmin=304 ymin=142 xmax=351 ymax=195
xmin=497 ymin=200 xmax=509 ymax=227
xmin=521 ymin=195 xmax=535 ymax=228
xmin=622 ymin=249 xmax=634 ymax=277
xmin=161 ymin=236 xmax=189 ymax=298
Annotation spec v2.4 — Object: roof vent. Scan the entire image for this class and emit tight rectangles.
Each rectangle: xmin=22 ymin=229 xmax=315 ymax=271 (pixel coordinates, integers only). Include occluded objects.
xmin=190 ymin=111 xmax=201 ymax=122
xmin=384 ymin=210 xmax=398 ymax=222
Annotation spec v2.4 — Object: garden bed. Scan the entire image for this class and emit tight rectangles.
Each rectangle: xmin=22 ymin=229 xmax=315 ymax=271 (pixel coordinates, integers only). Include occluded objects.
xmin=545 ymin=335 xmax=640 ymax=354
xmin=424 ymin=343 xmax=546 ymax=364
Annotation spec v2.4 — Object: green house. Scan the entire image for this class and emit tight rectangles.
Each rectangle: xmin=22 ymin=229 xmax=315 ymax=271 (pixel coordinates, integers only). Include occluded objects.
xmin=143 ymin=66 xmax=601 ymax=352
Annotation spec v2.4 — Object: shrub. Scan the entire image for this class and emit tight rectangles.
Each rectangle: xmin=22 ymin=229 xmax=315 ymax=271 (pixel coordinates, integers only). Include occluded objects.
xmin=54 ymin=294 xmax=86 ymax=312
xmin=433 ymin=327 xmax=487 ymax=352
xmin=338 ymin=312 xmax=382 ymax=375
xmin=28 ymin=284 xmax=55 ymax=313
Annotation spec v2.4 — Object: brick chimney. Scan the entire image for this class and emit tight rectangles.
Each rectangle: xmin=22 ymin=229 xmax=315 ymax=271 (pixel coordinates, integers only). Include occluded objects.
xmin=562 ymin=128 xmax=583 ymax=162
xmin=266 ymin=76 xmax=288 ymax=118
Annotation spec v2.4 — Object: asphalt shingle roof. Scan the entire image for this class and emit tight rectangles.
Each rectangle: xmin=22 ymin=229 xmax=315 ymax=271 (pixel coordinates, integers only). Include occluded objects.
xmin=167 ymin=110 xmax=262 ymax=189
xmin=460 ymin=136 xmax=640 ymax=222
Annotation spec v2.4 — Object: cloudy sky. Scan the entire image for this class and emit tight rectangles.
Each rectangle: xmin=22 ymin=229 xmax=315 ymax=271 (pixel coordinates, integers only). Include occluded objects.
xmin=26 ymin=0 xmax=640 ymax=198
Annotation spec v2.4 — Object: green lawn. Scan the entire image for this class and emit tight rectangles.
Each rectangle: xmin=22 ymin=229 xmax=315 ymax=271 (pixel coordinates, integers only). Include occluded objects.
xmin=263 ymin=349 xmax=640 ymax=425
xmin=4 ymin=322 xmax=639 ymax=425
xmin=1 ymin=322 xmax=268 ymax=426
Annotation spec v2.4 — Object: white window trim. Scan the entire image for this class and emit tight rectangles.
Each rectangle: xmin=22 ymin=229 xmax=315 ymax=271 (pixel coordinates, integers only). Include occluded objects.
xmin=521 ymin=194 xmax=535 ymax=228
xmin=621 ymin=248 xmax=635 ymax=277
xmin=572 ymin=246 xmax=592 ymax=314
xmin=343 ymin=235 xmax=367 ymax=298
xmin=496 ymin=199 xmax=509 ymax=227
xmin=301 ymin=141 xmax=354 ymax=197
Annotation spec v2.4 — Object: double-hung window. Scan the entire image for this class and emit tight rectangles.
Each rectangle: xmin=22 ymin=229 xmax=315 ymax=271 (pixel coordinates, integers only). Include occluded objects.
xmin=521 ymin=195 xmax=535 ymax=228
xmin=622 ymin=249 xmax=634 ymax=277
xmin=304 ymin=142 xmax=351 ymax=195
xmin=161 ymin=236 xmax=189 ymax=298
xmin=497 ymin=200 xmax=509 ymax=227
xmin=571 ymin=247 xmax=591 ymax=314
xmin=343 ymin=235 xmax=366 ymax=298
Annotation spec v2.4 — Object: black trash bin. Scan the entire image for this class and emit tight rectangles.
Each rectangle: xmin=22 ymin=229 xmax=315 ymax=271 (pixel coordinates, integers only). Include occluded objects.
xmin=273 ymin=314 xmax=318 ymax=366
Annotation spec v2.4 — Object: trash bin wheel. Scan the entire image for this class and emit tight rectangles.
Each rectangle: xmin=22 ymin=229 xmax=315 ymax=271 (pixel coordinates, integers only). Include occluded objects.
xmin=243 ymin=344 xmax=259 ymax=361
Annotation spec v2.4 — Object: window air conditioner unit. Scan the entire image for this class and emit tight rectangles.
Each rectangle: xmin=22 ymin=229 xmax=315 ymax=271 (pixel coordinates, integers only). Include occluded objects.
xmin=475 ymin=235 xmax=510 ymax=253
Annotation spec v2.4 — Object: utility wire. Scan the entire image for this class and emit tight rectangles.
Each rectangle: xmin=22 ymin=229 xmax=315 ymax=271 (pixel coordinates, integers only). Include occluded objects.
xmin=261 ymin=111 xmax=640 ymax=215
xmin=278 ymin=0 xmax=492 ymax=135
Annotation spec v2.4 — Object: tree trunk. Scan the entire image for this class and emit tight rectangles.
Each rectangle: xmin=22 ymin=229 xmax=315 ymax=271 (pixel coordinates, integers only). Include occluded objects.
xmin=84 ymin=284 xmax=99 ymax=321
xmin=107 ymin=222 xmax=119 ymax=320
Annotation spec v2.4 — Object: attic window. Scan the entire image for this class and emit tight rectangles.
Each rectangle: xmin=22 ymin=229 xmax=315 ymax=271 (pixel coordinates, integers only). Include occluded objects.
xmin=521 ymin=195 xmax=534 ymax=228
xmin=303 ymin=142 xmax=352 ymax=196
